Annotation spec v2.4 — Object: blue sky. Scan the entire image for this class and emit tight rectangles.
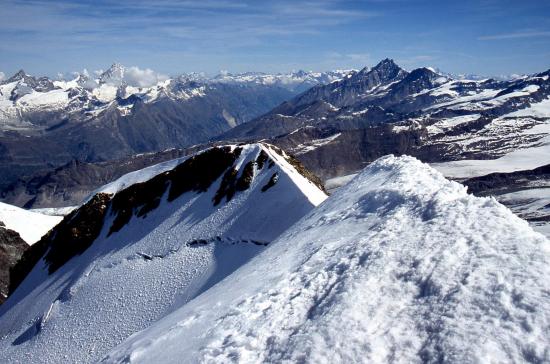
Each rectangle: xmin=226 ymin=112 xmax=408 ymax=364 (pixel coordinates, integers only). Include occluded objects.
xmin=1 ymin=0 xmax=549 ymax=78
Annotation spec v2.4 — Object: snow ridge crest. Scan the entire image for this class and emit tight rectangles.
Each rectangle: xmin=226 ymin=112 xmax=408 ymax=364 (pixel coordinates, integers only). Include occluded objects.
xmin=103 ymin=154 xmax=550 ymax=364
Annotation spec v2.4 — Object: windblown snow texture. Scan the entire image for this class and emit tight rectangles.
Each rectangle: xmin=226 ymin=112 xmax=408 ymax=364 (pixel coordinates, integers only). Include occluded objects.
xmin=0 ymin=143 xmax=326 ymax=363
xmin=103 ymin=155 xmax=550 ymax=364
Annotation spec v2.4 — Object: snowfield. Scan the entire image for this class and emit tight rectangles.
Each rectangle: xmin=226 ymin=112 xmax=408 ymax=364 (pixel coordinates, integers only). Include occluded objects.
xmin=0 ymin=202 xmax=62 ymax=245
xmin=102 ymin=155 xmax=550 ymax=363
xmin=431 ymin=140 xmax=550 ymax=179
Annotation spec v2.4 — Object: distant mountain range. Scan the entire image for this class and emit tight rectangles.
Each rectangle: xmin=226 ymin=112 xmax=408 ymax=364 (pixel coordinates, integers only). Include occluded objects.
xmin=216 ymin=59 xmax=550 ymax=236
xmin=1 ymin=59 xmax=549 ymax=233
xmin=222 ymin=58 xmax=549 ymax=178
xmin=0 ymin=64 xmax=350 ymax=189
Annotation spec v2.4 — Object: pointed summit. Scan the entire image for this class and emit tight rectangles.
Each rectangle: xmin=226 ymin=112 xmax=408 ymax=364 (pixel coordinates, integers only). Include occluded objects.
xmin=402 ymin=66 xmax=446 ymax=85
xmin=99 ymin=63 xmax=125 ymax=85
xmin=370 ymin=58 xmax=403 ymax=76
xmin=6 ymin=69 xmax=30 ymax=83
xmin=349 ymin=58 xmax=407 ymax=91
xmin=373 ymin=58 xmax=399 ymax=68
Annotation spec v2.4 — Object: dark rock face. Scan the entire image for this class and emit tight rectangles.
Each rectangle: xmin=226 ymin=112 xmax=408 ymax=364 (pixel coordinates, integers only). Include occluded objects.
xmin=463 ymin=164 xmax=550 ymax=195
xmin=269 ymin=145 xmax=327 ymax=193
xmin=0 ymin=223 xmax=28 ymax=304
xmin=109 ymin=146 xmax=242 ymax=235
xmin=270 ymin=125 xmax=426 ymax=180
xmin=261 ymin=173 xmax=279 ymax=192
xmin=9 ymin=146 xmax=244 ymax=293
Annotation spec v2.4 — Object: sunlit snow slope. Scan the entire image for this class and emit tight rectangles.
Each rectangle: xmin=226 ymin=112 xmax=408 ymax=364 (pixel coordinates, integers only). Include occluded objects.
xmin=0 ymin=202 xmax=61 ymax=245
xmin=0 ymin=143 xmax=326 ymax=363
xmin=104 ymin=155 xmax=550 ymax=364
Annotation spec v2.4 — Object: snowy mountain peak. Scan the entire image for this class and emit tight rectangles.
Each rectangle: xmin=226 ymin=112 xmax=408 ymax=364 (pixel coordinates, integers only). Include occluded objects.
xmin=102 ymin=155 xmax=550 ymax=364
xmin=0 ymin=143 xmax=327 ymax=363
xmin=350 ymin=58 xmax=407 ymax=88
xmin=99 ymin=63 xmax=125 ymax=85
xmin=402 ymin=66 xmax=448 ymax=85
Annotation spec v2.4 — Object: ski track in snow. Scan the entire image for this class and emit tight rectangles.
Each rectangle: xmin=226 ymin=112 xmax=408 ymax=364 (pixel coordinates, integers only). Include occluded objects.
xmin=103 ymin=155 xmax=550 ymax=364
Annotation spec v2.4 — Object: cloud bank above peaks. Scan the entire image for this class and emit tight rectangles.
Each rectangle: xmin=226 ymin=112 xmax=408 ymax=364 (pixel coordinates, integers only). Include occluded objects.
xmin=123 ymin=67 xmax=169 ymax=88
xmin=63 ymin=65 xmax=169 ymax=89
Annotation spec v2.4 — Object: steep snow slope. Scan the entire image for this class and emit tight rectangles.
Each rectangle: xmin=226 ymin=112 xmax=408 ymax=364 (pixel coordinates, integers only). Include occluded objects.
xmin=0 ymin=202 xmax=61 ymax=245
xmin=0 ymin=143 xmax=326 ymax=363
xmin=104 ymin=155 xmax=550 ymax=363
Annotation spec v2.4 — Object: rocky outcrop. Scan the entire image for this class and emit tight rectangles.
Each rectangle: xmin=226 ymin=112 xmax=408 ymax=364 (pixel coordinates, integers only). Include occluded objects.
xmin=0 ymin=222 xmax=28 ymax=304
xmin=9 ymin=193 xmax=111 ymax=294
xmin=109 ymin=146 xmax=242 ymax=234
xmin=463 ymin=164 xmax=550 ymax=194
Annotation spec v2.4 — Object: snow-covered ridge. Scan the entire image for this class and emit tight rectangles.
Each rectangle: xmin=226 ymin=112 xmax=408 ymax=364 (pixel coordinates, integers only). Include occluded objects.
xmin=103 ymin=155 xmax=549 ymax=363
xmin=0 ymin=143 xmax=327 ymax=363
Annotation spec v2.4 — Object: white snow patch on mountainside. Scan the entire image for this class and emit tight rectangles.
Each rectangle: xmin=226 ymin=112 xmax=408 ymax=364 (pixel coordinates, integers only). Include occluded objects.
xmin=430 ymin=95 xmax=550 ymax=179
xmin=292 ymin=133 xmax=342 ymax=155
xmin=0 ymin=202 xmax=62 ymax=245
xmin=507 ymin=97 xmax=550 ymax=118
xmin=431 ymin=138 xmax=550 ymax=179
xmin=427 ymin=114 xmax=480 ymax=134
xmin=104 ymin=155 xmax=550 ymax=363
xmin=30 ymin=206 xmax=77 ymax=217
xmin=0 ymin=144 xmax=327 ymax=364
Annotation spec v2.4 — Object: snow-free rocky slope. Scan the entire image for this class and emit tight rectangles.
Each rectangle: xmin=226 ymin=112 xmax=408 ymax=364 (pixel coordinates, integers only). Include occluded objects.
xmin=0 ymin=143 xmax=327 ymax=363
xmin=103 ymin=155 xmax=550 ymax=363
xmin=1 ymin=148 xmax=191 ymax=209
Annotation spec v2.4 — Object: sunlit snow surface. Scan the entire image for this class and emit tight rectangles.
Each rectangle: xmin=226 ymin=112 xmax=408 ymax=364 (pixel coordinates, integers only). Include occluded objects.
xmin=429 ymin=97 xmax=550 ymax=178
xmin=0 ymin=144 xmax=327 ymax=363
xmin=103 ymin=155 xmax=550 ymax=363
xmin=0 ymin=202 xmax=62 ymax=245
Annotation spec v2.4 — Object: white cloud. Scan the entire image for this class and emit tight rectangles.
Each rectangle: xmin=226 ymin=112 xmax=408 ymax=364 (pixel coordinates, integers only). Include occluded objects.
xmin=0 ymin=72 xmax=5 ymax=81
xmin=346 ymin=53 xmax=371 ymax=65
xmin=124 ymin=66 xmax=169 ymax=87
xmin=478 ymin=31 xmax=550 ymax=41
